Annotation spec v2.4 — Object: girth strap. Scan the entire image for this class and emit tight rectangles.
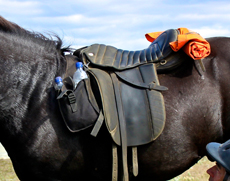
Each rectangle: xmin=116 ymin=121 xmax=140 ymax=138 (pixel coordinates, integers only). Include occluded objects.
xmin=90 ymin=111 xmax=104 ymax=137
xmin=112 ymin=143 xmax=118 ymax=181
xmin=115 ymin=72 xmax=168 ymax=91
xmin=132 ymin=147 xmax=138 ymax=176
xmin=111 ymin=73 xmax=129 ymax=181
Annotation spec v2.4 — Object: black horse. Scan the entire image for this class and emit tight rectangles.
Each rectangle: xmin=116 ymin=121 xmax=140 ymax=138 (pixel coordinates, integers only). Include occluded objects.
xmin=0 ymin=16 xmax=229 ymax=181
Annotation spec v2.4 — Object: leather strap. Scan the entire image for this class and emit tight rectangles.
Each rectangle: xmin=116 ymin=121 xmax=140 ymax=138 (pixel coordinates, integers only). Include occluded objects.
xmin=198 ymin=59 xmax=206 ymax=72
xmin=115 ymin=72 xmax=168 ymax=91
xmin=194 ymin=59 xmax=205 ymax=80
xmin=112 ymin=143 xmax=118 ymax=181
xmin=111 ymin=73 xmax=129 ymax=181
xmin=132 ymin=147 xmax=138 ymax=177
xmin=90 ymin=111 xmax=104 ymax=137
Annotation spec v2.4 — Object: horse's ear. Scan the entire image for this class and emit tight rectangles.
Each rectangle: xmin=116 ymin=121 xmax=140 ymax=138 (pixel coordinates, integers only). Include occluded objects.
xmin=60 ymin=46 xmax=73 ymax=56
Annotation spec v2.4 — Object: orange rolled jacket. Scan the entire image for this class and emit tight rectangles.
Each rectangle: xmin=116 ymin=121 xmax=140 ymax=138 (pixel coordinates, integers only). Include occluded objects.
xmin=145 ymin=27 xmax=211 ymax=60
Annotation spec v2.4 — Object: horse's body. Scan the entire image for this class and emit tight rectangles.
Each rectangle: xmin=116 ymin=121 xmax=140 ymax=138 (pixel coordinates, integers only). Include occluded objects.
xmin=0 ymin=16 xmax=229 ymax=181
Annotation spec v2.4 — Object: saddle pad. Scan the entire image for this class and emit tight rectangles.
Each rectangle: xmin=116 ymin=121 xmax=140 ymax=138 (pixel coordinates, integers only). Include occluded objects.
xmin=88 ymin=63 xmax=166 ymax=146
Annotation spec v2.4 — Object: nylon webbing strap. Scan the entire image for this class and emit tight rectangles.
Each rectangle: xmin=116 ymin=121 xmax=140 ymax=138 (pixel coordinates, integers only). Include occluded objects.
xmin=90 ymin=111 xmax=104 ymax=137
xmin=68 ymin=92 xmax=77 ymax=112
xmin=111 ymin=73 xmax=129 ymax=181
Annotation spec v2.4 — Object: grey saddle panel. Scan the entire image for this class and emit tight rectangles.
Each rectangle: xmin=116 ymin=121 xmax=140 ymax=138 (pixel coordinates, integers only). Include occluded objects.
xmin=82 ymin=29 xmax=178 ymax=70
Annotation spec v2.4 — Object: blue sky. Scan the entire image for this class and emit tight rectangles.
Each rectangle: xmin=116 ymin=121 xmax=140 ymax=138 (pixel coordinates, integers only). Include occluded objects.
xmin=0 ymin=0 xmax=230 ymax=50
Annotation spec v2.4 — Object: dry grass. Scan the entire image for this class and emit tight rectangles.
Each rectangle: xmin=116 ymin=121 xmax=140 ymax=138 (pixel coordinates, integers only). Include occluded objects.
xmin=0 ymin=159 xmax=19 ymax=181
xmin=170 ymin=156 xmax=214 ymax=181
xmin=0 ymin=157 xmax=214 ymax=181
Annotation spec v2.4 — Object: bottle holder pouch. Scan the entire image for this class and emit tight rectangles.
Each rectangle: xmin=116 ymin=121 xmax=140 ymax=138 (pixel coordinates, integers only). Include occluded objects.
xmin=56 ymin=77 xmax=100 ymax=132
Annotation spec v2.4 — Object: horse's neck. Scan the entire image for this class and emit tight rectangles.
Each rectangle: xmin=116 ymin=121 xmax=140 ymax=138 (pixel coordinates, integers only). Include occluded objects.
xmin=0 ymin=52 xmax=64 ymax=145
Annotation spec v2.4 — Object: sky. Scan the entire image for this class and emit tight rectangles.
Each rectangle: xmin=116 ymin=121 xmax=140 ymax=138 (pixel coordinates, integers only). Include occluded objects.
xmin=0 ymin=0 xmax=229 ymax=158
xmin=0 ymin=0 xmax=230 ymax=50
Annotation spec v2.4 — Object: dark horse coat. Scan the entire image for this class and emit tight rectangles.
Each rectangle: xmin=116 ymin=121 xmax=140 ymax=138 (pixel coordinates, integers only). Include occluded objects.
xmin=0 ymin=16 xmax=229 ymax=181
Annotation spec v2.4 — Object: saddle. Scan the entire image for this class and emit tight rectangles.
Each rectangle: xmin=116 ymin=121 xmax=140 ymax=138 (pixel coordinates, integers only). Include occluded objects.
xmin=57 ymin=29 xmax=189 ymax=181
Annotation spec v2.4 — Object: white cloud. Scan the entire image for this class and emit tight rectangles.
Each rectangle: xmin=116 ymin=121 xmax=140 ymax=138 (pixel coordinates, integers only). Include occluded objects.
xmin=193 ymin=26 xmax=230 ymax=38
xmin=0 ymin=0 xmax=42 ymax=15
xmin=33 ymin=14 xmax=86 ymax=24
xmin=1 ymin=0 xmax=230 ymax=50
xmin=175 ymin=13 xmax=230 ymax=21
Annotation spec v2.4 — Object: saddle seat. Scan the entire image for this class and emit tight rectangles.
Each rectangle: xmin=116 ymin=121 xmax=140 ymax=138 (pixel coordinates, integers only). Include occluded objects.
xmin=74 ymin=29 xmax=179 ymax=70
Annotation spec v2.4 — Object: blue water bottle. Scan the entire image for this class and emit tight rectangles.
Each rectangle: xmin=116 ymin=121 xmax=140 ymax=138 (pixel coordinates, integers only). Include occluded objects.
xmin=73 ymin=62 xmax=88 ymax=89
xmin=55 ymin=76 xmax=63 ymax=90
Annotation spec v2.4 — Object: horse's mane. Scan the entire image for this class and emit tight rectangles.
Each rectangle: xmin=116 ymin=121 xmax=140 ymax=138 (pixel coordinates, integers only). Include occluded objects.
xmin=0 ymin=16 xmax=28 ymax=34
xmin=0 ymin=16 xmax=70 ymax=54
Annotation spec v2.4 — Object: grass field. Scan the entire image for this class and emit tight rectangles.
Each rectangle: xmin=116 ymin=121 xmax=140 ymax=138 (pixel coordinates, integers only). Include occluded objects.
xmin=170 ymin=157 xmax=214 ymax=181
xmin=0 ymin=157 xmax=214 ymax=180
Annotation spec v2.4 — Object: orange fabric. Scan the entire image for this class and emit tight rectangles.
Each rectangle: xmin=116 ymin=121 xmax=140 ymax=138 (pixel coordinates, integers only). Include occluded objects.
xmin=145 ymin=27 xmax=211 ymax=60
xmin=145 ymin=31 xmax=162 ymax=42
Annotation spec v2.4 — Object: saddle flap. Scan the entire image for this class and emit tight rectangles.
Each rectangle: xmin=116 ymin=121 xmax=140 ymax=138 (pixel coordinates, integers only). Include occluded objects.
xmin=88 ymin=63 xmax=166 ymax=146
xmin=88 ymin=68 xmax=121 ymax=145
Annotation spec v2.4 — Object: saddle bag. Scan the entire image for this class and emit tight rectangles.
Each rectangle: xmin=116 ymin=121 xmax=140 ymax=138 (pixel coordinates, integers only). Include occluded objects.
xmin=56 ymin=77 xmax=100 ymax=132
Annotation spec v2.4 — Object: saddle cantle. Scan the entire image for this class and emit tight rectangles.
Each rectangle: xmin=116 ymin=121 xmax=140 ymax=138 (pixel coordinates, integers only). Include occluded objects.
xmin=58 ymin=28 xmax=189 ymax=181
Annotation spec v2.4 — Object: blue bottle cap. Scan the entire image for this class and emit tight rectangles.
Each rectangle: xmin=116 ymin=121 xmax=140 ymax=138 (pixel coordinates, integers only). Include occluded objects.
xmin=76 ymin=62 xmax=83 ymax=68
xmin=55 ymin=76 xmax=62 ymax=83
